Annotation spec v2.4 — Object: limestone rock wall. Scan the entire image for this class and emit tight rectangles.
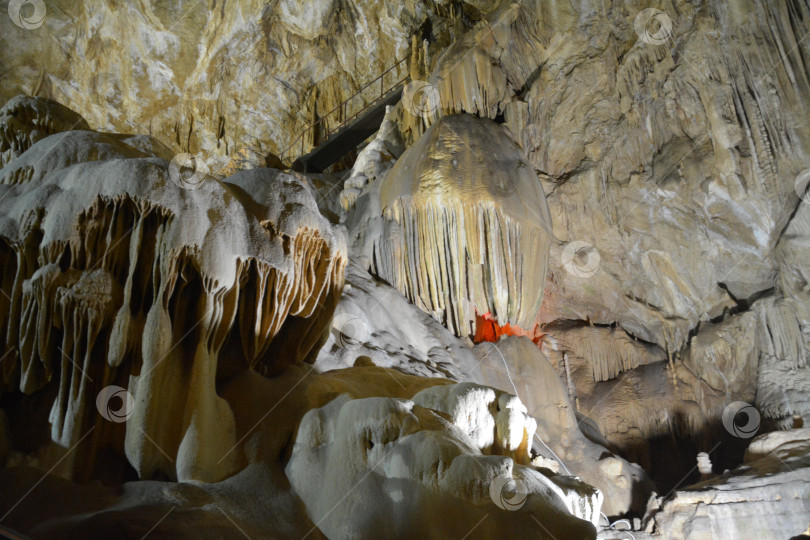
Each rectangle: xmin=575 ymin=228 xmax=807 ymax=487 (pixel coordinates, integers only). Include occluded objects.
xmin=389 ymin=0 xmax=810 ymax=452
xmin=0 ymin=0 xmax=489 ymax=171
xmin=413 ymin=0 xmax=810 ymax=355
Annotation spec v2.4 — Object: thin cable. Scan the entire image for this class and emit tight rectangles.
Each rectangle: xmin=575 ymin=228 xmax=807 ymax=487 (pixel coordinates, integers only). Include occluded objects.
xmin=610 ymin=519 xmax=632 ymax=530
xmin=487 ymin=342 xmax=572 ymax=476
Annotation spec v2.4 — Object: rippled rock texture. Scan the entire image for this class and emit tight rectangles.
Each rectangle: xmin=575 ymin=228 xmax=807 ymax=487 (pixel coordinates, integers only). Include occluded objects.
xmin=0 ymin=97 xmax=346 ymax=483
xmin=372 ymin=113 xmax=553 ymax=336
xmin=0 ymin=0 xmax=485 ymax=171
xmin=2 ymin=0 xmax=810 ymax=538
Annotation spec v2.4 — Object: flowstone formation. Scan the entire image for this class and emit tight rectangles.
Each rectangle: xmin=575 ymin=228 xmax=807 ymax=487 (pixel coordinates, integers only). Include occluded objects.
xmin=3 ymin=0 xmax=810 ymax=538
xmin=285 ymin=382 xmax=602 ymax=539
xmin=372 ymin=113 xmax=553 ymax=337
xmin=0 ymin=95 xmax=90 ymax=166
xmin=0 ymin=96 xmax=346 ymax=484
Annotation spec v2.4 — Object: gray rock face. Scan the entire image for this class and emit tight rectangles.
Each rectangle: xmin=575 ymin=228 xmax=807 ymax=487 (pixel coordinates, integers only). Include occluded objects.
xmin=635 ymin=429 xmax=810 ymax=540
xmin=419 ymin=0 xmax=810 ymax=460
xmin=423 ymin=1 xmax=809 ymax=357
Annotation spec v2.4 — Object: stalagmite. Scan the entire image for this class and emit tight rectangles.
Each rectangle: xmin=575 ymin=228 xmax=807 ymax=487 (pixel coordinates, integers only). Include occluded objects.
xmin=412 ymin=382 xmax=537 ymax=464
xmin=0 ymin=102 xmax=346 ymax=482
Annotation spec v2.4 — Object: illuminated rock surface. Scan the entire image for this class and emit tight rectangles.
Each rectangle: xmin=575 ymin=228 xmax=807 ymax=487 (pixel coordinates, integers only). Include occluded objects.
xmin=286 ymin=389 xmax=601 ymax=539
xmin=372 ymin=113 xmax=553 ymax=337
xmin=1 ymin=0 xmax=810 ymax=538
xmin=0 ymin=105 xmax=346 ymax=484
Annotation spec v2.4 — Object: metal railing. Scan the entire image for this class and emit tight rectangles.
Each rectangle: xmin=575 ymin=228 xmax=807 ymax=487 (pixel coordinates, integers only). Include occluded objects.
xmin=279 ymin=57 xmax=410 ymax=162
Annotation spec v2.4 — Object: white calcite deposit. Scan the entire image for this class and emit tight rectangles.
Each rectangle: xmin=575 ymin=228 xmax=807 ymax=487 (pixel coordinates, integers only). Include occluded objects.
xmin=0 ymin=98 xmax=346 ymax=483
xmin=285 ymin=392 xmax=602 ymax=539
xmin=2 ymin=0 xmax=810 ymax=538
xmin=372 ymin=113 xmax=553 ymax=336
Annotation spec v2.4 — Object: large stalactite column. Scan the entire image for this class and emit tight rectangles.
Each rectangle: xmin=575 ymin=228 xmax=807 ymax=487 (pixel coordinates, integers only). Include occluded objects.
xmin=373 ymin=113 xmax=553 ymax=338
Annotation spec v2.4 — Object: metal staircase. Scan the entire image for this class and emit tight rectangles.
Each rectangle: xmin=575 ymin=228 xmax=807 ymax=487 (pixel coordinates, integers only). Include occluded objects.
xmin=279 ymin=57 xmax=409 ymax=173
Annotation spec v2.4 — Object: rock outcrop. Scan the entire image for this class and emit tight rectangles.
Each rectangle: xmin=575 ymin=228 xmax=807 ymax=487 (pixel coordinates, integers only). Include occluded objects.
xmin=0 ymin=99 xmax=346 ymax=483
xmin=636 ymin=428 xmax=810 ymax=540
xmin=286 ymin=389 xmax=601 ymax=539
xmin=2 ymin=0 xmax=810 ymax=538
xmin=371 ymin=113 xmax=553 ymax=337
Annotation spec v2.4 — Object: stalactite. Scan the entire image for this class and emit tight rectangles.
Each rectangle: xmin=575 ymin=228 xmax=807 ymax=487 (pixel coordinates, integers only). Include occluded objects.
xmin=0 ymin=123 xmax=346 ymax=482
xmin=372 ymin=114 xmax=552 ymax=337
xmin=755 ymin=297 xmax=809 ymax=421
xmin=550 ymin=325 xmax=665 ymax=383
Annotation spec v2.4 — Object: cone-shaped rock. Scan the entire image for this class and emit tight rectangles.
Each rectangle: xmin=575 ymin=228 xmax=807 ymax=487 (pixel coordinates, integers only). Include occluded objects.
xmin=374 ymin=113 xmax=552 ymax=337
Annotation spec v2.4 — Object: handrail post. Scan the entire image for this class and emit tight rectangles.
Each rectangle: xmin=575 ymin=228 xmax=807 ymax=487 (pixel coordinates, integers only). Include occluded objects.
xmin=281 ymin=55 xmax=408 ymax=162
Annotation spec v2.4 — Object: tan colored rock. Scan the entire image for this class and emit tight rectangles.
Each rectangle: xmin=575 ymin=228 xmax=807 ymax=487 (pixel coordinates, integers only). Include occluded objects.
xmin=372 ymin=113 xmax=553 ymax=336
xmin=0 ymin=0 xmax=483 ymax=172
xmin=474 ymin=336 xmax=653 ymax=516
